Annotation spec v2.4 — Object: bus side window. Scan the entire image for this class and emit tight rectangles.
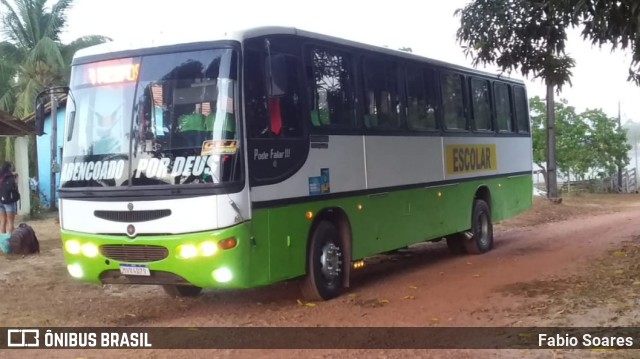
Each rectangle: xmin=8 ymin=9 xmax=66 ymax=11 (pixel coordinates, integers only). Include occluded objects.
xmin=307 ymin=47 xmax=357 ymax=129
xmin=513 ymin=85 xmax=530 ymax=133
xmin=494 ymin=82 xmax=514 ymax=132
xmin=406 ymin=64 xmax=437 ymax=131
xmin=441 ymin=72 xmax=467 ymax=131
xmin=261 ymin=53 xmax=304 ymax=138
xmin=245 ymin=50 xmax=271 ymax=138
xmin=363 ymin=56 xmax=403 ymax=130
xmin=470 ymin=78 xmax=492 ymax=131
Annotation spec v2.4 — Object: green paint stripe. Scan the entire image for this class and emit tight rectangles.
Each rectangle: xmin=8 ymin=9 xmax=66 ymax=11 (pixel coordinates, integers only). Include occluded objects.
xmin=60 ymin=175 xmax=532 ymax=289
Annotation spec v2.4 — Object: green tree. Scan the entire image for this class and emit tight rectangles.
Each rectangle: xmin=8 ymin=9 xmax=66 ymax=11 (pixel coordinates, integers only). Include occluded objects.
xmin=456 ymin=0 xmax=576 ymax=200
xmin=456 ymin=0 xmax=640 ymax=198
xmin=555 ymin=101 xmax=591 ymax=181
xmin=531 ymin=96 xmax=631 ymax=185
xmin=0 ymin=0 xmax=110 ymax=117
xmin=0 ymin=49 xmax=17 ymax=113
xmin=530 ymin=96 xmax=591 ymax=182
xmin=570 ymin=0 xmax=640 ymax=85
xmin=0 ymin=57 xmax=18 ymax=164
xmin=0 ymin=0 xmax=109 ymax=176
xmin=584 ymin=109 xmax=631 ymax=177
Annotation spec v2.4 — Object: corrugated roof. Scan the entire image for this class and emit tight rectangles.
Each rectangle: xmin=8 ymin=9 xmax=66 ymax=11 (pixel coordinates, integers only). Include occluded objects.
xmin=0 ymin=110 xmax=35 ymax=136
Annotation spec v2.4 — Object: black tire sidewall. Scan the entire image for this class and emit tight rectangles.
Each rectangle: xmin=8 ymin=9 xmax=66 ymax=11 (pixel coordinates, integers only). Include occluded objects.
xmin=471 ymin=199 xmax=493 ymax=253
xmin=309 ymin=221 xmax=344 ymax=300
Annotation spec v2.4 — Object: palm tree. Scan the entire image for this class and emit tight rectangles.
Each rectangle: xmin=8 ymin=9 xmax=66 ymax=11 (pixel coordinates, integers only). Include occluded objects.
xmin=0 ymin=0 xmax=109 ymax=173
xmin=0 ymin=59 xmax=17 ymax=114
xmin=0 ymin=43 xmax=19 ymax=163
xmin=0 ymin=0 xmax=110 ymax=117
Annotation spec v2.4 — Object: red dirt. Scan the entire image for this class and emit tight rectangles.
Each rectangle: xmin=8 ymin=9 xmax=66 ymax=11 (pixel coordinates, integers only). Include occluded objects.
xmin=3 ymin=194 xmax=640 ymax=358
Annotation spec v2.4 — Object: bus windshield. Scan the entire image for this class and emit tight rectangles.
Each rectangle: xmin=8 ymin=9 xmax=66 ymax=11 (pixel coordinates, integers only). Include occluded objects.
xmin=61 ymin=48 xmax=241 ymax=189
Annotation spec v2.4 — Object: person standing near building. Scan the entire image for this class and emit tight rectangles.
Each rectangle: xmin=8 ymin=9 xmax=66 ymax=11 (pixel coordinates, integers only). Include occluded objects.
xmin=0 ymin=161 xmax=19 ymax=234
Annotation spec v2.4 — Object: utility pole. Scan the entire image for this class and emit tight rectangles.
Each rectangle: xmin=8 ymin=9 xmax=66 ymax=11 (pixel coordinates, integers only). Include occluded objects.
xmin=635 ymin=132 xmax=638 ymax=191
xmin=546 ymin=82 xmax=559 ymax=200
xmin=617 ymin=102 xmax=623 ymax=192
xmin=50 ymin=92 xmax=58 ymax=210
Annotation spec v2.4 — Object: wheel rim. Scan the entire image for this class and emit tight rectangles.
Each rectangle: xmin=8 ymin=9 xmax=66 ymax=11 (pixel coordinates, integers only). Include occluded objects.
xmin=320 ymin=242 xmax=342 ymax=285
xmin=476 ymin=212 xmax=490 ymax=247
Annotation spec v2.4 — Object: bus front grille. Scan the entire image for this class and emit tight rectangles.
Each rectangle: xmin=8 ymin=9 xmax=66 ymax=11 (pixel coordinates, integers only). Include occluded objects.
xmin=94 ymin=209 xmax=171 ymax=223
xmin=100 ymin=245 xmax=169 ymax=262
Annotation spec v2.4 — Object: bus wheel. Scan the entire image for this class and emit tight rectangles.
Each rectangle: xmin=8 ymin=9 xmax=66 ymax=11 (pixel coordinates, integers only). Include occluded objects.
xmin=446 ymin=235 xmax=467 ymax=255
xmin=162 ymin=284 xmax=203 ymax=297
xmin=464 ymin=199 xmax=493 ymax=254
xmin=300 ymin=220 xmax=344 ymax=301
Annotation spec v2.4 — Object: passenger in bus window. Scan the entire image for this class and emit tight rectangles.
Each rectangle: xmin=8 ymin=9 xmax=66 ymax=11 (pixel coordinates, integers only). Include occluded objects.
xmin=204 ymin=99 xmax=236 ymax=140
xmin=177 ymin=105 xmax=205 ymax=149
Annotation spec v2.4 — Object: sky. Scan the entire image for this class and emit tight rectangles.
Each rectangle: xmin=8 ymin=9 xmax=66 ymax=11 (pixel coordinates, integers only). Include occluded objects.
xmin=52 ymin=0 xmax=640 ymax=123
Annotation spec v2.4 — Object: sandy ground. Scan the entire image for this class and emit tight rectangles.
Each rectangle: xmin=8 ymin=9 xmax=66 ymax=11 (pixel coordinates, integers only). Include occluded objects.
xmin=3 ymin=194 xmax=640 ymax=358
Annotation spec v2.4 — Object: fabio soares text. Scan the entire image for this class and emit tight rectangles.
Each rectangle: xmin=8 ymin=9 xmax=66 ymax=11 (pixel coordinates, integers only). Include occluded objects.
xmin=539 ymin=333 xmax=634 ymax=348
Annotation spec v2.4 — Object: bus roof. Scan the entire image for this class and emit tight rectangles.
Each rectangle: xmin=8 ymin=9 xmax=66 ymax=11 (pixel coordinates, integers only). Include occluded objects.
xmin=73 ymin=26 xmax=524 ymax=84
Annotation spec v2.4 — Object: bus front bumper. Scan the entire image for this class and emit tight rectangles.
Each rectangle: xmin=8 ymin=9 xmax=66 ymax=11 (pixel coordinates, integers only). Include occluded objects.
xmin=60 ymin=223 xmax=253 ymax=289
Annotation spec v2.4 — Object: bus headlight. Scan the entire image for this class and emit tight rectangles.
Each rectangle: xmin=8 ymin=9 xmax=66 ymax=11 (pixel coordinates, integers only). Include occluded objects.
xmin=81 ymin=243 xmax=99 ymax=258
xmin=199 ymin=242 xmax=218 ymax=257
xmin=212 ymin=267 xmax=233 ymax=283
xmin=67 ymin=264 xmax=84 ymax=278
xmin=64 ymin=240 xmax=81 ymax=255
xmin=177 ymin=244 xmax=198 ymax=259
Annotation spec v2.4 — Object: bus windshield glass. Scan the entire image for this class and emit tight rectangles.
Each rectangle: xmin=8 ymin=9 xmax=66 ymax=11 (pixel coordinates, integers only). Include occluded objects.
xmin=61 ymin=48 xmax=240 ymax=189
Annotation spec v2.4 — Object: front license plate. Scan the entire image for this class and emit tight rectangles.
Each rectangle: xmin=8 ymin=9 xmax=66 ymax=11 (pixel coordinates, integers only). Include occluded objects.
xmin=120 ymin=264 xmax=151 ymax=276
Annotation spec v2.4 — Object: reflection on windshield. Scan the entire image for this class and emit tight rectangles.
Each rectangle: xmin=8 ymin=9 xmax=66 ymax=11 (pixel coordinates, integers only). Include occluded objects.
xmin=64 ymin=85 xmax=133 ymax=157
xmin=60 ymin=49 xmax=241 ymax=189
xmin=89 ymin=88 xmax=127 ymax=155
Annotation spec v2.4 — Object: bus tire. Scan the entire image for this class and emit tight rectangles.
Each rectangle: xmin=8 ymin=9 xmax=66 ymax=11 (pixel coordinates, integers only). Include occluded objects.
xmin=446 ymin=235 xmax=467 ymax=255
xmin=464 ymin=199 xmax=493 ymax=254
xmin=162 ymin=284 xmax=203 ymax=297
xmin=300 ymin=220 xmax=344 ymax=301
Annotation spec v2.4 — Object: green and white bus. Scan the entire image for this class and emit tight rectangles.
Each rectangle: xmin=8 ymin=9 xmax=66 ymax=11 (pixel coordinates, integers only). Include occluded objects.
xmin=36 ymin=27 xmax=533 ymax=300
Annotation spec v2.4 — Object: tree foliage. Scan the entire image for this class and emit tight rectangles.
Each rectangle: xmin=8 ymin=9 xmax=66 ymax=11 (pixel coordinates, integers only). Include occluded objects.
xmin=456 ymin=0 xmax=640 ymax=86
xmin=0 ymin=0 xmax=109 ymax=177
xmin=572 ymin=0 xmax=640 ymax=85
xmin=456 ymin=0 xmax=640 ymax=197
xmin=455 ymin=0 xmax=576 ymax=89
xmin=0 ymin=0 xmax=110 ymax=117
xmin=530 ymin=96 xmax=631 ymax=180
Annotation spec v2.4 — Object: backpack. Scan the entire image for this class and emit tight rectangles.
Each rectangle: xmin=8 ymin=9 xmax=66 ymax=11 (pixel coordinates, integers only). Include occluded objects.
xmin=0 ymin=174 xmax=20 ymax=205
xmin=9 ymin=223 xmax=39 ymax=255
xmin=0 ymin=233 xmax=10 ymax=254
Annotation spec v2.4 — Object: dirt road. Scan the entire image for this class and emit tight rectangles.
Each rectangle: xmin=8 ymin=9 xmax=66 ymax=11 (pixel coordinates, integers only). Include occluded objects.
xmin=3 ymin=194 xmax=640 ymax=358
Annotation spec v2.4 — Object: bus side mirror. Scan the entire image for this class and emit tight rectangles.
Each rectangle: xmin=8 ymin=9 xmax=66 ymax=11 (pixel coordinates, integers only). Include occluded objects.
xmin=34 ymin=87 xmax=69 ymax=136
xmin=34 ymin=96 xmax=46 ymax=136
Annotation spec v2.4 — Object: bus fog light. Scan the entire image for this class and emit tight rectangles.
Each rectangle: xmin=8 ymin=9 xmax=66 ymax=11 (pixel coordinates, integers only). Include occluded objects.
xmin=177 ymin=244 xmax=198 ymax=259
xmin=65 ymin=240 xmax=81 ymax=255
xmin=67 ymin=264 xmax=83 ymax=278
xmin=212 ymin=267 xmax=233 ymax=283
xmin=81 ymin=243 xmax=99 ymax=258
xmin=199 ymin=242 xmax=218 ymax=257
